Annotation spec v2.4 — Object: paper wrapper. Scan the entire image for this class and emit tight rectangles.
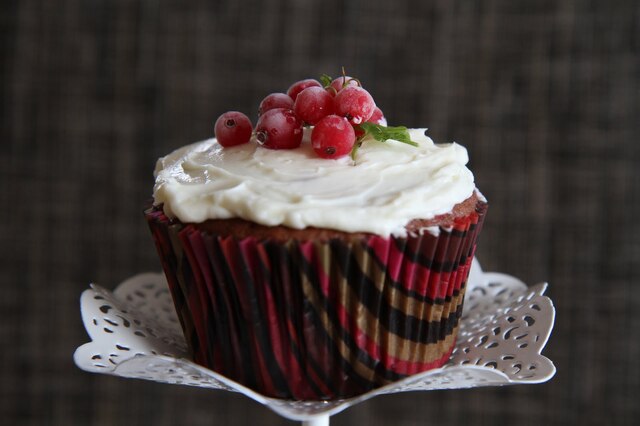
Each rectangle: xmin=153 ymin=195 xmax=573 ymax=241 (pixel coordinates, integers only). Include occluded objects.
xmin=144 ymin=202 xmax=487 ymax=400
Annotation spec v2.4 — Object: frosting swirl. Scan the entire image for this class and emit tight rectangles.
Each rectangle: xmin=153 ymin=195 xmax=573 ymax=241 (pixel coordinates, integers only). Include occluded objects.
xmin=153 ymin=129 xmax=476 ymax=236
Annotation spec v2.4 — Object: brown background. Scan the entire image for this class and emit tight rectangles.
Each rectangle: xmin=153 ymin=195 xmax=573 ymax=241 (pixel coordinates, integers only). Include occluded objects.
xmin=2 ymin=0 xmax=639 ymax=425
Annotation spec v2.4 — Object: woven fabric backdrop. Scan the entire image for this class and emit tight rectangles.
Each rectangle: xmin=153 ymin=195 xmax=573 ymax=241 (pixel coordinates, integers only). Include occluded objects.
xmin=2 ymin=0 xmax=639 ymax=425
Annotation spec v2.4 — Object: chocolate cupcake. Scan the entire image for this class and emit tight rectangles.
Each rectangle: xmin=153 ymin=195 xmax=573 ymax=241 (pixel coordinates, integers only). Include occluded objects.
xmin=146 ymin=127 xmax=487 ymax=400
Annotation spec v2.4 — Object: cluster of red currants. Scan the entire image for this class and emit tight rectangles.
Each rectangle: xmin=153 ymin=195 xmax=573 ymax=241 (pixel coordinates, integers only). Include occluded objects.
xmin=214 ymin=74 xmax=386 ymax=159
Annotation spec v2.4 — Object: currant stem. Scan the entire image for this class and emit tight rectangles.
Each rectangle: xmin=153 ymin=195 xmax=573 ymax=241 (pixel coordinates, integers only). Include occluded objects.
xmin=347 ymin=77 xmax=362 ymax=87
xmin=350 ymin=137 xmax=365 ymax=162
xmin=340 ymin=66 xmax=349 ymax=88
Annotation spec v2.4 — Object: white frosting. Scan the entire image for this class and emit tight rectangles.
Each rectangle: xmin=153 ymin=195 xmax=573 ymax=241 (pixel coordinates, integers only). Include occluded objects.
xmin=153 ymin=128 xmax=476 ymax=237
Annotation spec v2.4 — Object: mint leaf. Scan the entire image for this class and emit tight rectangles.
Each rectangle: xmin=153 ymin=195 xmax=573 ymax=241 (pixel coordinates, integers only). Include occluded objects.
xmin=357 ymin=123 xmax=419 ymax=147
xmin=350 ymin=123 xmax=419 ymax=162
xmin=319 ymin=74 xmax=333 ymax=88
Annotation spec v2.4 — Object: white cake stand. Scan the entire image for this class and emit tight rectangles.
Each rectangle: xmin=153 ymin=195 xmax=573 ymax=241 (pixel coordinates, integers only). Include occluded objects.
xmin=74 ymin=259 xmax=555 ymax=425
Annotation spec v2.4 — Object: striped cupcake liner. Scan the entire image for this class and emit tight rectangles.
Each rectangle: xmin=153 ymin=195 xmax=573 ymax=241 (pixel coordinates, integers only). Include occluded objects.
xmin=145 ymin=202 xmax=487 ymax=400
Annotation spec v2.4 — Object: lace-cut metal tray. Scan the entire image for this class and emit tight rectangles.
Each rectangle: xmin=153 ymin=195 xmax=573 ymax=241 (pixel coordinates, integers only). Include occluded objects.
xmin=74 ymin=259 xmax=555 ymax=423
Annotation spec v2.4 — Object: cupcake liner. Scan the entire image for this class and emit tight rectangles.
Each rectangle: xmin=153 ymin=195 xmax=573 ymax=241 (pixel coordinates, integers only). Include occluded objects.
xmin=145 ymin=201 xmax=487 ymax=400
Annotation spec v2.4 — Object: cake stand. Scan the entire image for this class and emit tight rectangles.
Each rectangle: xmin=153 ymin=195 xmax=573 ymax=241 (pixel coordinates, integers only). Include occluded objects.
xmin=74 ymin=259 xmax=555 ymax=425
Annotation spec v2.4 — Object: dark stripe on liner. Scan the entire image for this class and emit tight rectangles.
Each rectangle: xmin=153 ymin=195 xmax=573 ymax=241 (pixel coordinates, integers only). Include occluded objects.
xmin=208 ymin=235 xmax=293 ymax=398
xmin=262 ymin=241 xmax=334 ymax=398
xmin=331 ymin=240 xmax=464 ymax=343
xmin=391 ymin=233 xmax=471 ymax=273
xmin=297 ymin=250 xmax=461 ymax=385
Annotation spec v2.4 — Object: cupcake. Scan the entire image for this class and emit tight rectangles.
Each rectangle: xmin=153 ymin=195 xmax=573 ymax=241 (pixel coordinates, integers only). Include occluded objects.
xmin=145 ymin=76 xmax=487 ymax=400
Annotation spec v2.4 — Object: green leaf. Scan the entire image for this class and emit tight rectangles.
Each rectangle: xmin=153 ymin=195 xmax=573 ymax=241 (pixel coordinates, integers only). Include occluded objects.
xmin=356 ymin=123 xmax=419 ymax=147
xmin=349 ymin=123 xmax=419 ymax=162
xmin=319 ymin=74 xmax=333 ymax=88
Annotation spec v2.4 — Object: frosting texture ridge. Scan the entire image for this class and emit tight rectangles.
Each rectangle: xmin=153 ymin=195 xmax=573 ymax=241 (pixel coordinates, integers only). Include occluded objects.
xmin=153 ymin=129 xmax=476 ymax=236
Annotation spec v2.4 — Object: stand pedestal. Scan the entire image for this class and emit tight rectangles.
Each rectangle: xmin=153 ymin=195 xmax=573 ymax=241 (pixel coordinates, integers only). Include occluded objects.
xmin=302 ymin=416 xmax=329 ymax=426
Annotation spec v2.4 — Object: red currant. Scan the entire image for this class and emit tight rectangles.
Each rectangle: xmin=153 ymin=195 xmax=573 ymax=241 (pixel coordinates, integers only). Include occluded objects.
xmin=214 ymin=111 xmax=253 ymax=147
xmin=368 ymin=107 xmax=386 ymax=125
xmin=293 ymin=86 xmax=334 ymax=125
xmin=258 ymin=93 xmax=294 ymax=116
xmin=311 ymin=115 xmax=355 ymax=159
xmin=334 ymin=86 xmax=376 ymax=125
xmin=329 ymin=75 xmax=359 ymax=95
xmin=287 ymin=79 xmax=322 ymax=101
xmin=354 ymin=106 xmax=387 ymax=138
xmin=255 ymin=108 xmax=303 ymax=149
